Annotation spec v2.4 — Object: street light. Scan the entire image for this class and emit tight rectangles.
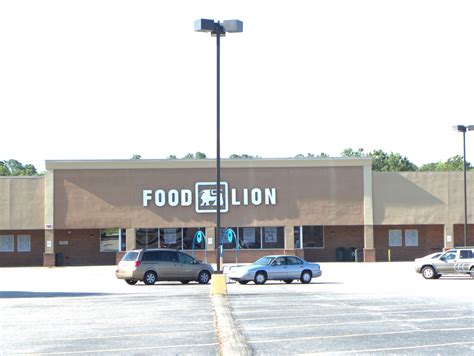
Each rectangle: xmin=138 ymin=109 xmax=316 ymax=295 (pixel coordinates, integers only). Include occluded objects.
xmin=195 ymin=19 xmax=243 ymax=273
xmin=453 ymin=124 xmax=474 ymax=246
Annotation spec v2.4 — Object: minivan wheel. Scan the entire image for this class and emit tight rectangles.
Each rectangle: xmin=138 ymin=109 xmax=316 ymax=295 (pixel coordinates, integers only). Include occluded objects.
xmin=143 ymin=271 xmax=157 ymax=285
xmin=254 ymin=272 xmax=267 ymax=285
xmin=421 ymin=266 xmax=437 ymax=279
xmin=470 ymin=267 xmax=474 ymax=278
xmin=125 ymin=279 xmax=138 ymax=285
xmin=198 ymin=271 xmax=211 ymax=284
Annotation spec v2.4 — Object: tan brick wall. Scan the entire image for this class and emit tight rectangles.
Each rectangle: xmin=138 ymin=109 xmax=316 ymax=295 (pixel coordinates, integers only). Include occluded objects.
xmin=374 ymin=225 xmax=444 ymax=261
xmin=54 ymin=229 xmax=116 ymax=266
xmin=0 ymin=230 xmax=44 ymax=267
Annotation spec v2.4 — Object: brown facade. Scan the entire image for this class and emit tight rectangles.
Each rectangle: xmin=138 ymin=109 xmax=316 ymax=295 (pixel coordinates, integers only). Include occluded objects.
xmin=374 ymin=225 xmax=445 ymax=261
xmin=0 ymin=159 xmax=473 ymax=267
xmin=0 ymin=230 xmax=44 ymax=266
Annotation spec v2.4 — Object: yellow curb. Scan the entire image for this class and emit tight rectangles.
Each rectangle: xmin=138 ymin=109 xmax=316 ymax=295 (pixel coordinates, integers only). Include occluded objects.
xmin=211 ymin=274 xmax=227 ymax=295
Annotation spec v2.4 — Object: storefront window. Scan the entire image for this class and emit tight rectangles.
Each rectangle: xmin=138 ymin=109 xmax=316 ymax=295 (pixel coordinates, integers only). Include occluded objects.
xmin=17 ymin=235 xmax=31 ymax=252
xmin=160 ymin=228 xmax=182 ymax=249
xmin=302 ymin=226 xmax=324 ymax=248
xmin=135 ymin=228 xmax=159 ymax=249
xmin=183 ymin=228 xmax=205 ymax=250
xmin=217 ymin=227 xmax=238 ymax=250
xmin=262 ymin=227 xmax=284 ymax=249
xmin=0 ymin=235 xmax=14 ymax=252
xmin=100 ymin=228 xmax=121 ymax=252
xmin=238 ymin=227 xmax=261 ymax=249
xmin=388 ymin=229 xmax=402 ymax=247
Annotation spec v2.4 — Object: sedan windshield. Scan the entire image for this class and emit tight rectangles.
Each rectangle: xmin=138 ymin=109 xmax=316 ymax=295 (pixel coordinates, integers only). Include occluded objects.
xmin=253 ymin=257 xmax=273 ymax=266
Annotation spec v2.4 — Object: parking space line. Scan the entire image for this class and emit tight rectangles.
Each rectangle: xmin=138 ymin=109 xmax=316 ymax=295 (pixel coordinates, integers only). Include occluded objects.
xmin=243 ymin=315 xmax=474 ymax=331
xmin=25 ymin=342 xmax=218 ymax=355
xmin=300 ymin=341 xmax=474 ymax=355
xmin=39 ymin=329 xmax=215 ymax=343
xmin=231 ymin=303 xmax=437 ymax=313
xmin=250 ymin=327 xmax=474 ymax=344
xmin=237 ymin=307 xmax=467 ymax=321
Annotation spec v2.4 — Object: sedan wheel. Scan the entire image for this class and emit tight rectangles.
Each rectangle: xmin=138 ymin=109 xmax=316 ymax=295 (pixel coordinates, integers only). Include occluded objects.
xmin=283 ymin=279 xmax=293 ymax=284
xmin=254 ymin=272 xmax=267 ymax=285
xmin=238 ymin=281 xmax=249 ymax=285
xmin=421 ymin=266 xmax=437 ymax=279
xmin=300 ymin=271 xmax=312 ymax=284
xmin=143 ymin=271 xmax=157 ymax=285
xmin=125 ymin=279 xmax=138 ymax=285
xmin=198 ymin=271 xmax=211 ymax=284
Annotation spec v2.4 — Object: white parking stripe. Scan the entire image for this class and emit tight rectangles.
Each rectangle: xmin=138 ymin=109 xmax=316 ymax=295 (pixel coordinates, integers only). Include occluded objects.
xmin=45 ymin=329 xmax=215 ymax=343
xmin=244 ymin=315 xmax=474 ymax=331
xmin=238 ymin=307 xmax=466 ymax=321
xmin=250 ymin=327 xmax=474 ymax=344
xmin=300 ymin=341 xmax=474 ymax=355
xmin=26 ymin=342 xmax=218 ymax=355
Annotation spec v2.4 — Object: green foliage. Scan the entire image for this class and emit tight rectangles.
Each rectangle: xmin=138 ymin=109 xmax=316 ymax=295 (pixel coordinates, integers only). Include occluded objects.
xmin=294 ymin=153 xmax=328 ymax=158
xmin=182 ymin=152 xmax=207 ymax=159
xmin=341 ymin=148 xmax=365 ymax=157
xmin=167 ymin=155 xmax=177 ymax=159
xmin=419 ymin=155 xmax=470 ymax=171
xmin=131 ymin=154 xmax=141 ymax=160
xmin=0 ymin=159 xmax=39 ymax=176
xmin=229 ymin=154 xmax=260 ymax=159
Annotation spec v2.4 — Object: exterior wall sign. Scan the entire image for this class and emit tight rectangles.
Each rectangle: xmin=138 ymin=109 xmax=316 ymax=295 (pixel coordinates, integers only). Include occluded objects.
xmin=142 ymin=181 xmax=277 ymax=214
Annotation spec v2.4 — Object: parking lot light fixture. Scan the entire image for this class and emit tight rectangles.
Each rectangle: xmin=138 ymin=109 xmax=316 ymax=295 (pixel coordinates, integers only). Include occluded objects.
xmin=195 ymin=19 xmax=243 ymax=274
xmin=453 ymin=124 xmax=474 ymax=246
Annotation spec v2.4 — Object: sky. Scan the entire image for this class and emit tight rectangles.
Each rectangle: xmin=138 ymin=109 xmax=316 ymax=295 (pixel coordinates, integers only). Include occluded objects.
xmin=1 ymin=0 xmax=473 ymax=172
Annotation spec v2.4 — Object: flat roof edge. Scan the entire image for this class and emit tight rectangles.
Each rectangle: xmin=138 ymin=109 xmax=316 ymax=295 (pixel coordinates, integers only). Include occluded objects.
xmin=45 ymin=158 xmax=372 ymax=170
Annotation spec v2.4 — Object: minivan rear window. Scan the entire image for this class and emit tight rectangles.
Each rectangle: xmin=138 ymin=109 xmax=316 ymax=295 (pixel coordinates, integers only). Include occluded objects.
xmin=122 ymin=252 xmax=139 ymax=261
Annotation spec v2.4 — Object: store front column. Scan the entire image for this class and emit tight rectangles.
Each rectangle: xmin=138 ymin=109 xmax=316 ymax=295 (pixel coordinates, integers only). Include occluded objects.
xmin=43 ymin=230 xmax=55 ymax=266
xmin=284 ymin=226 xmax=294 ymax=253
xmin=126 ymin=228 xmax=136 ymax=251
xmin=363 ymin=225 xmax=376 ymax=262
xmin=444 ymin=224 xmax=454 ymax=250
xmin=43 ymin=170 xmax=55 ymax=267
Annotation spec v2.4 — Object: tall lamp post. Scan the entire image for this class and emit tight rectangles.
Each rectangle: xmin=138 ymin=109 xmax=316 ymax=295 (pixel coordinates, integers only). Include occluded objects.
xmin=195 ymin=19 xmax=243 ymax=273
xmin=453 ymin=125 xmax=474 ymax=246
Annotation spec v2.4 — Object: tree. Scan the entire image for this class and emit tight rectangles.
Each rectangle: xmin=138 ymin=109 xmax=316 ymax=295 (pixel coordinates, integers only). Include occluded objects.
xmin=167 ymin=155 xmax=177 ymax=159
xmin=195 ymin=152 xmax=207 ymax=159
xmin=229 ymin=154 xmax=260 ymax=159
xmin=0 ymin=159 xmax=39 ymax=176
xmin=341 ymin=148 xmax=365 ymax=157
xmin=131 ymin=154 xmax=141 ymax=160
xmin=419 ymin=155 xmax=471 ymax=171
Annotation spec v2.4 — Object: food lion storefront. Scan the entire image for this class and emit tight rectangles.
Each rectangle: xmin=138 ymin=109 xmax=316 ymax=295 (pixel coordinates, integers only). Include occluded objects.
xmin=0 ymin=159 xmax=471 ymax=267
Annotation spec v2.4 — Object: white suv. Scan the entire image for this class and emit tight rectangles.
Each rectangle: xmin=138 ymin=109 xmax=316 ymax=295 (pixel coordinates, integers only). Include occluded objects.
xmin=415 ymin=247 xmax=474 ymax=279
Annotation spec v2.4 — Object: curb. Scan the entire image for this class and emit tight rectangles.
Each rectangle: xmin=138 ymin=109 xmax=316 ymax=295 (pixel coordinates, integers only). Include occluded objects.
xmin=212 ymin=294 xmax=252 ymax=356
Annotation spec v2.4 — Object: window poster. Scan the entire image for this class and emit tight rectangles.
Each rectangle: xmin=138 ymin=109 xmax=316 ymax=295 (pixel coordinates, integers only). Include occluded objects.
xmin=0 ymin=235 xmax=14 ymax=252
xmin=17 ymin=235 xmax=31 ymax=252
xmin=388 ymin=230 xmax=402 ymax=247
xmin=164 ymin=229 xmax=177 ymax=244
xmin=264 ymin=227 xmax=277 ymax=243
xmin=243 ymin=228 xmax=256 ymax=244
xmin=405 ymin=230 xmax=418 ymax=246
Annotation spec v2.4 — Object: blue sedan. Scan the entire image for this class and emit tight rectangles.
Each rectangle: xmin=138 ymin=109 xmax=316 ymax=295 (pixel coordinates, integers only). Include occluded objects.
xmin=227 ymin=255 xmax=322 ymax=284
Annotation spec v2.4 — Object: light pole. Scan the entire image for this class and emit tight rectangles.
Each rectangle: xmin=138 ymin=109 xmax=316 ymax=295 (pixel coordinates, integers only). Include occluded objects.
xmin=195 ymin=19 xmax=243 ymax=273
xmin=453 ymin=125 xmax=474 ymax=246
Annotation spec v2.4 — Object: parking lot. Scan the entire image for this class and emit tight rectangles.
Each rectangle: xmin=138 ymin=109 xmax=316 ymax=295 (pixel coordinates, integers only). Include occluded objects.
xmin=0 ymin=263 xmax=473 ymax=355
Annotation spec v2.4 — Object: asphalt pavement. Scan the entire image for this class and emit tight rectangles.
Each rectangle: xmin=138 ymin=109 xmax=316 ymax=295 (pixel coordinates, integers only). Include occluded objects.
xmin=0 ymin=262 xmax=473 ymax=355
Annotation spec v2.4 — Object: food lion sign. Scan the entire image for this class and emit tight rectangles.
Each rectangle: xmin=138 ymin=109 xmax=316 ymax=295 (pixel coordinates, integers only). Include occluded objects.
xmin=142 ymin=182 xmax=277 ymax=214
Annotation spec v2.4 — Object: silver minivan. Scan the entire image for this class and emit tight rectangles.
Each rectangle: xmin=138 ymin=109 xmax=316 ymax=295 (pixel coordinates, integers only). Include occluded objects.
xmin=116 ymin=249 xmax=214 ymax=285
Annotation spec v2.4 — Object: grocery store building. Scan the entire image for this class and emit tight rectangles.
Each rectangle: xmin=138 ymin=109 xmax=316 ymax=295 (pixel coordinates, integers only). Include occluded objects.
xmin=0 ymin=159 xmax=472 ymax=267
